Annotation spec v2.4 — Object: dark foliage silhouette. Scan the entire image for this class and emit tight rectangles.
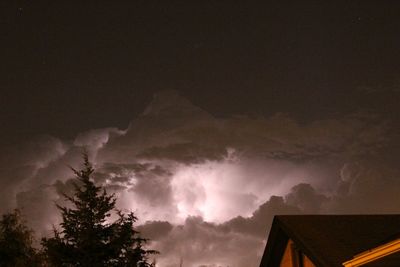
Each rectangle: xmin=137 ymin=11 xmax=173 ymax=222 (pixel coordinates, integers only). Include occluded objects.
xmin=0 ymin=209 xmax=43 ymax=267
xmin=42 ymin=154 xmax=157 ymax=267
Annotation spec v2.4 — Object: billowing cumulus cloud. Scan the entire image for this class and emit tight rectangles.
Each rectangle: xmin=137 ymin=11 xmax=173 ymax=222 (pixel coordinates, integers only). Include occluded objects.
xmin=0 ymin=135 xmax=66 ymax=213
xmin=139 ymin=216 xmax=264 ymax=267
xmin=0 ymin=90 xmax=399 ymax=267
xmin=285 ymin=183 xmax=328 ymax=213
xmin=324 ymin=161 xmax=400 ymax=214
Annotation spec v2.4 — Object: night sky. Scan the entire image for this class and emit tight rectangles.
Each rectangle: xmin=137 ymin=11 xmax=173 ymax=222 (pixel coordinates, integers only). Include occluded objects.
xmin=2 ymin=1 xmax=400 ymax=143
xmin=1 ymin=2 xmax=400 ymax=267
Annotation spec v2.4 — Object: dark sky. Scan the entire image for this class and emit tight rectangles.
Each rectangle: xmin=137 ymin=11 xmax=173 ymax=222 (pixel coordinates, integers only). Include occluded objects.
xmin=1 ymin=1 xmax=400 ymax=143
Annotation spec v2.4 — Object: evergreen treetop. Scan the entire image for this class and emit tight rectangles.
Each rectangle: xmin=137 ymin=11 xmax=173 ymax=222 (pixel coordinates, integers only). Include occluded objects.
xmin=42 ymin=154 xmax=157 ymax=267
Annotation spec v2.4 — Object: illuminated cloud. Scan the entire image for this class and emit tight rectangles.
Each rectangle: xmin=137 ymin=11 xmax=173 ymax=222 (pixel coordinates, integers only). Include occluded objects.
xmin=0 ymin=91 xmax=397 ymax=266
xmin=141 ymin=216 xmax=264 ymax=267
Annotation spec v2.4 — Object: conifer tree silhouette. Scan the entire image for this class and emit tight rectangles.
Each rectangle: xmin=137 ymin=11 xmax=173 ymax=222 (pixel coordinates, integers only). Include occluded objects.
xmin=42 ymin=154 xmax=157 ymax=267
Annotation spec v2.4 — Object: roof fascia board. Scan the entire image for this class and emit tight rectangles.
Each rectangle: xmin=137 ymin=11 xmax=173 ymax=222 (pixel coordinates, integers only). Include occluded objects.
xmin=342 ymin=238 xmax=400 ymax=267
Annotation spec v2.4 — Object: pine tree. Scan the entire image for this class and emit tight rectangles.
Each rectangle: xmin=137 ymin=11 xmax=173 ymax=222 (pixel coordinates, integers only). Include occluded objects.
xmin=42 ymin=154 xmax=157 ymax=267
xmin=0 ymin=209 xmax=43 ymax=267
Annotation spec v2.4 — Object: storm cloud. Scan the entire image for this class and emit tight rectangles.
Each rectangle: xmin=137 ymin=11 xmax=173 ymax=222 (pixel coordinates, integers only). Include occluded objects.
xmin=1 ymin=90 xmax=399 ymax=267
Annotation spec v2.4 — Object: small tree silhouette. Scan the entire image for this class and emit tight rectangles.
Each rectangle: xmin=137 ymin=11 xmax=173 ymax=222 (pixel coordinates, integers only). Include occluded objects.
xmin=0 ymin=209 xmax=43 ymax=267
xmin=42 ymin=154 xmax=157 ymax=267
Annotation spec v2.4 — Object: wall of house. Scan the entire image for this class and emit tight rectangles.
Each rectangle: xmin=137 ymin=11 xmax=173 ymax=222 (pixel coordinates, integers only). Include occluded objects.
xmin=279 ymin=239 xmax=316 ymax=267
xmin=279 ymin=240 xmax=295 ymax=267
xmin=302 ymin=254 xmax=316 ymax=267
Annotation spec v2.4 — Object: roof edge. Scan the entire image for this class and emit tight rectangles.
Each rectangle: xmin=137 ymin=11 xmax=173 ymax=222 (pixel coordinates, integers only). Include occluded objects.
xmin=276 ymin=215 xmax=334 ymax=267
xmin=259 ymin=217 xmax=288 ymax=267
xmin=343 ymin=238 xmax=400 ymax=267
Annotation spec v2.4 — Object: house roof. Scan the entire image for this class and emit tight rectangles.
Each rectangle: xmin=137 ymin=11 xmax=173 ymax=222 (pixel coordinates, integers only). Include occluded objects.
xmin=259 ymin=215 xmax=400 ymax=267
